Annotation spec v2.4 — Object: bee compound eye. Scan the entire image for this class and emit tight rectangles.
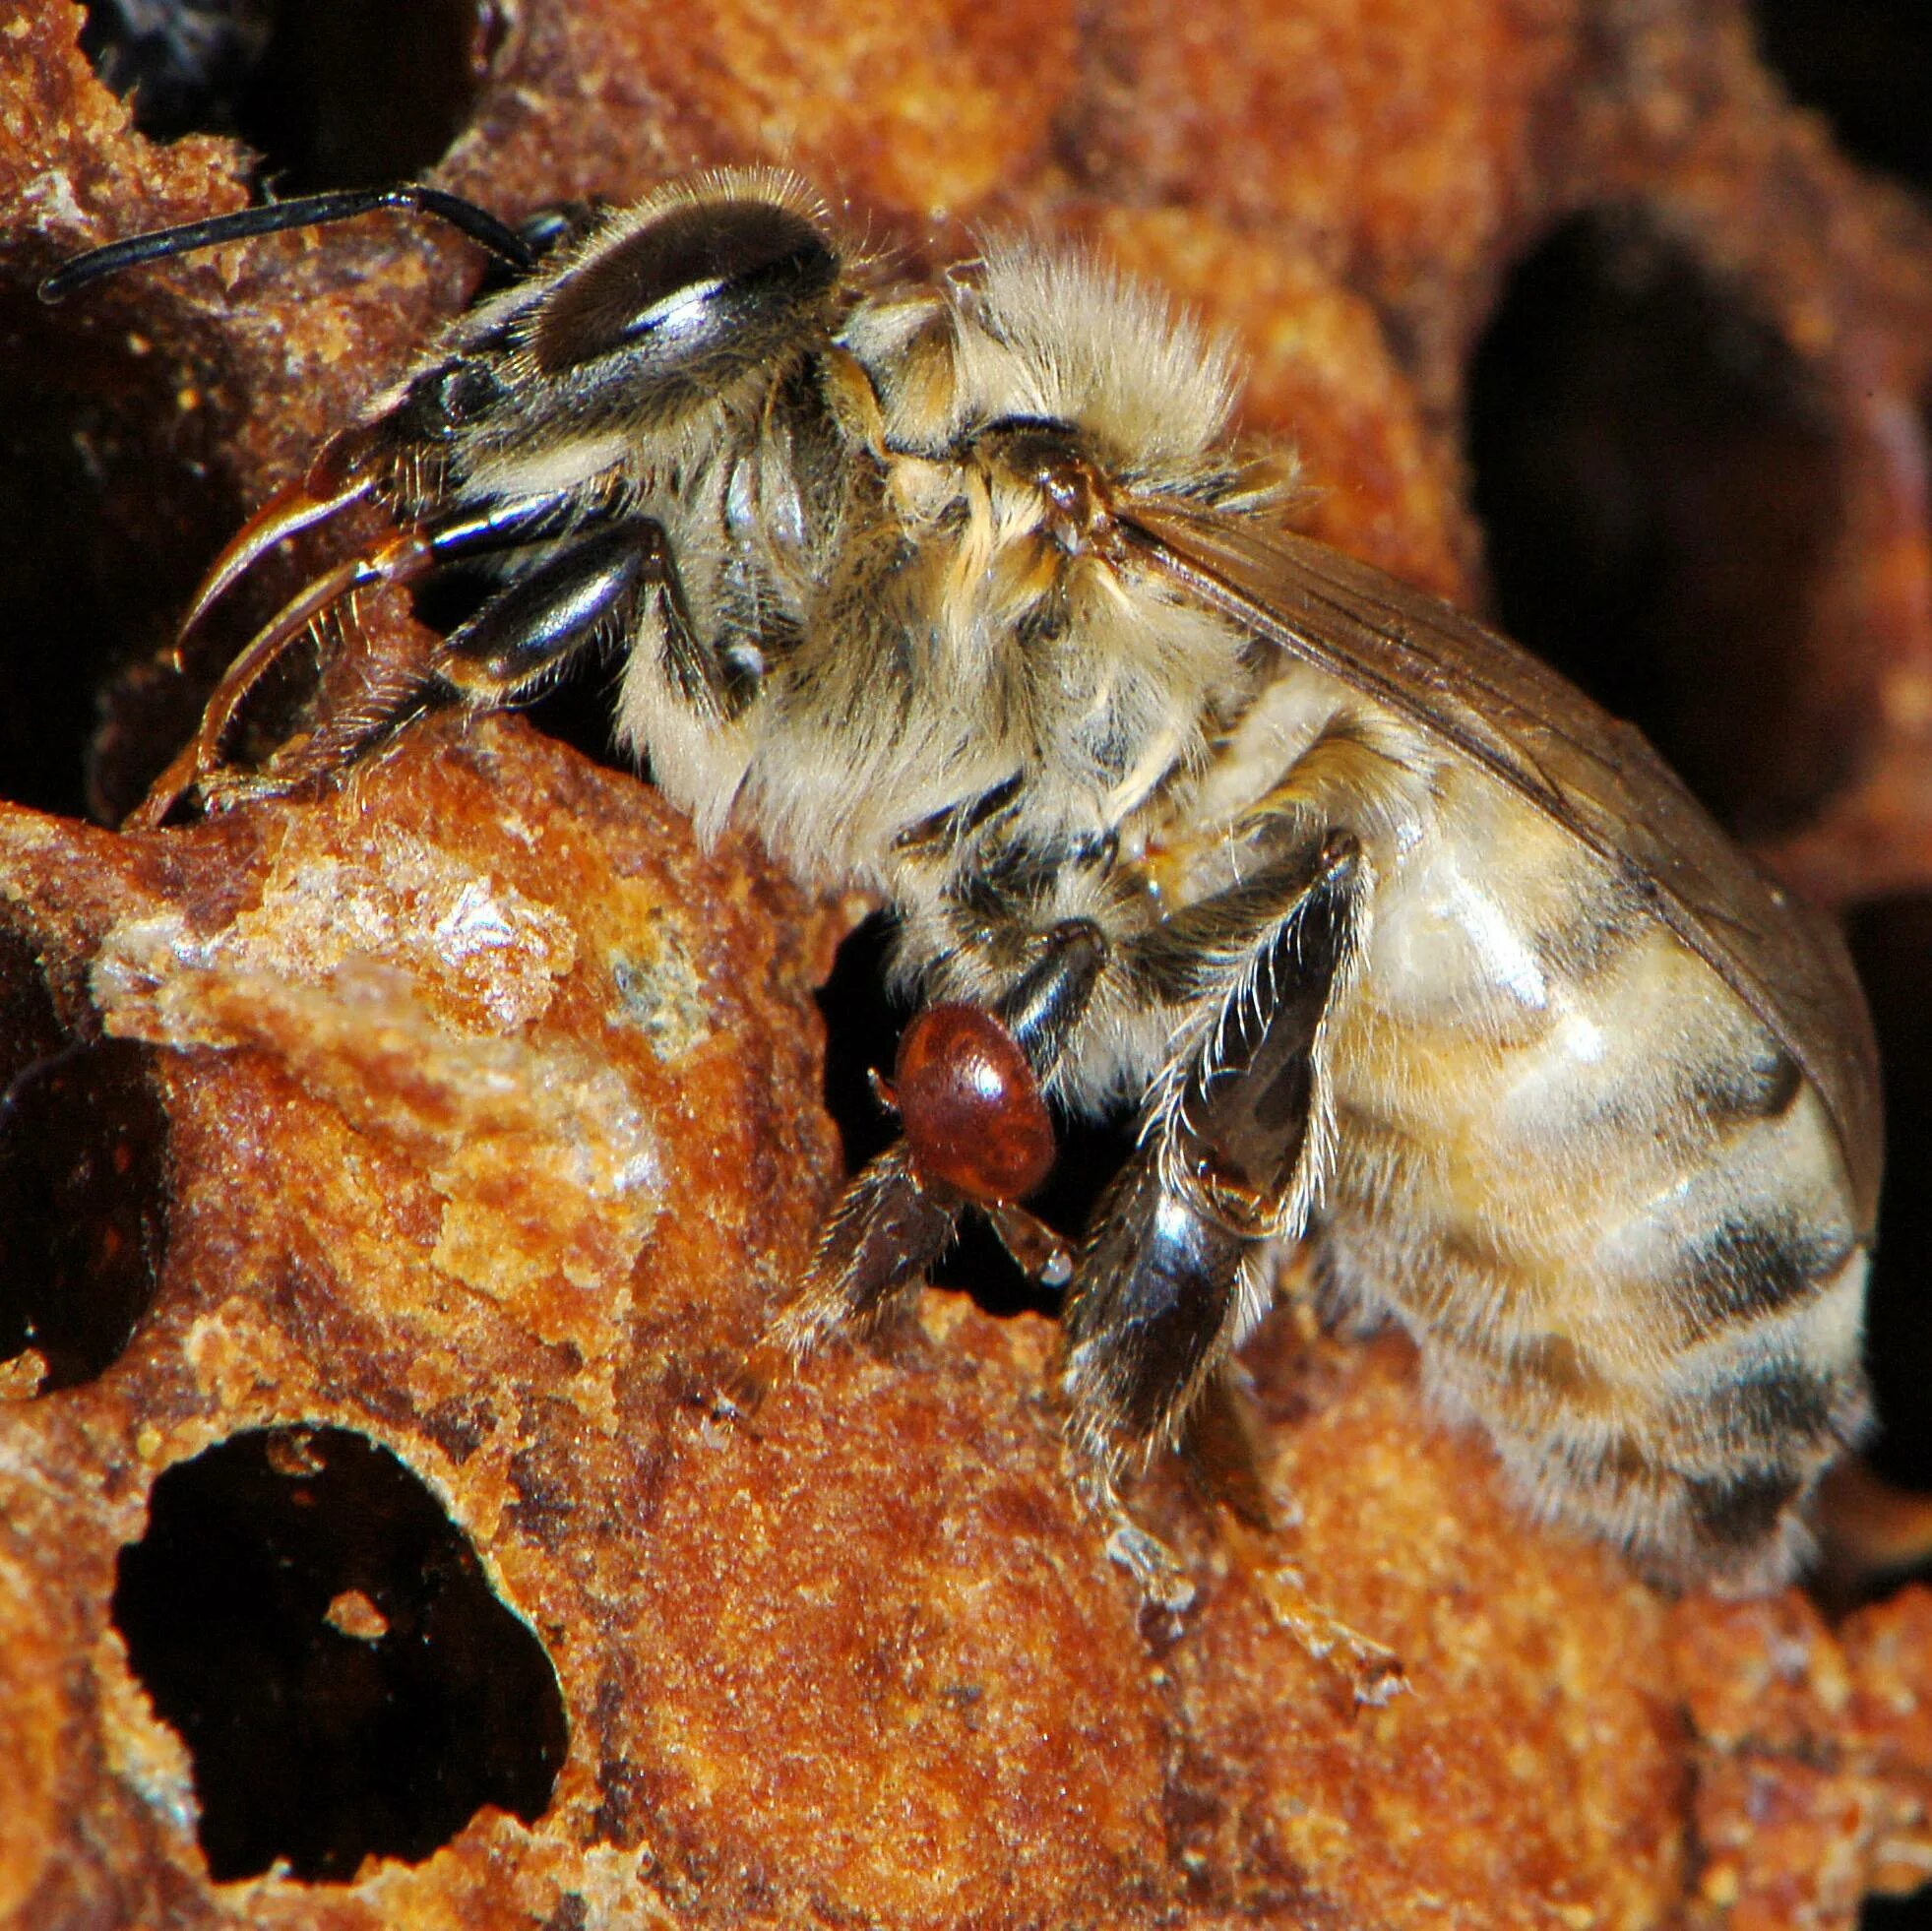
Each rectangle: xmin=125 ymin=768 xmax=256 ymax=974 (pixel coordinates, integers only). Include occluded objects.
xmin=437 ymin=363 xmax=503 ymax=420
xmin=531 ymin=199 xmax=841 ymax=378
xmin=391 ymin=360 xmax=505 ymax=444
xmin=893 ymin=1003 xmax=1057 ymax=1207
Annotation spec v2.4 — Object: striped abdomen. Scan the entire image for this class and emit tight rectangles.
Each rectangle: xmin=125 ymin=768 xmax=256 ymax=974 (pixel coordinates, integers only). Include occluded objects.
xmin=1319 ymin=766 xmax=1871 ymax=1588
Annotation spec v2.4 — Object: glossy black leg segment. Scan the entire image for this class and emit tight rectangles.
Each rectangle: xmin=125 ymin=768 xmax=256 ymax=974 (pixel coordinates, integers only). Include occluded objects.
xmin=995 ymin=919 xmax=1109 ymax=1083
xmin=1064 ymin=834 xmax=1360 ymax=1472
xmin=1064 ymin=1152 xmax=1259 ymax=1460
xmin=1182 ymin=1367 xmax=1280 ymax=1533
xmin=434 ymin=520 xmax=666 ymax=699
xmin=293 ymin=518 xmax=682 ymax=782
xmin=419 ymin=496 xmax=590 ymax=564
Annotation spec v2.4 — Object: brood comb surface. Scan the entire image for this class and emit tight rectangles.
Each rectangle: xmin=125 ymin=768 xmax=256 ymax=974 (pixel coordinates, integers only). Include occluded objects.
xmin=4 ymin=0 xmax=1932 ymax=1925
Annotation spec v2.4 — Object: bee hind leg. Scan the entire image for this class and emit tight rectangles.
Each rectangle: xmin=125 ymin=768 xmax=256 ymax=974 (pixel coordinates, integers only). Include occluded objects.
xmin=1188 ymin=1374 xmax=1406 ymax=1700
xmin=1065 ymin=833 xmax=1359 ymax=1464
xmin=1062 ymin=1149 xmax=1268 ymax=1617
xmin=1065 ymin=835 xmax=1367 ymax=1606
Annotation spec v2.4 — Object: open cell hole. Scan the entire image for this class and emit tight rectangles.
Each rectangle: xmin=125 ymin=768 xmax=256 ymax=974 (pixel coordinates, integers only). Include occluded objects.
xmin=1750 ymin=0 xmax=1932 ymax=194
xmin=113 ymin=1423 xmax=567 ymax=1884
xmin=0 ymin=927 xmax=168 ymax=1391
xmin=1866 ymin=1886 xmax=1932 ymax=1931
xmin=1465 ymin=207 xmax=1851 ymax=839
xmin=1842 ymin=898 xmax=1932 ymax=1496
xmin=0 ymin=282 xmax=230 ymax=820
xmin=1838 ymin=946 xmax=1932 ymax=1931
xmin=816 ymin=911 xmax=1133 ymax=1322
xmin=79 ymin=0 xmax=502 ymax=191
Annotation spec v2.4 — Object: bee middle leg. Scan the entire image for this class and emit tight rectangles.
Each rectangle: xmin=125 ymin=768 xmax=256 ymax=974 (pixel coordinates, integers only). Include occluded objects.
xmin=771 ymin=917 xmax=1110 ymax=1354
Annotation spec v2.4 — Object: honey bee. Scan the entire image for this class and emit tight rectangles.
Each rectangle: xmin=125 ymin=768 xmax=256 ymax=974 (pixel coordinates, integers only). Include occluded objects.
xmin=41 ymin=167 xmax=1882 ymax=1597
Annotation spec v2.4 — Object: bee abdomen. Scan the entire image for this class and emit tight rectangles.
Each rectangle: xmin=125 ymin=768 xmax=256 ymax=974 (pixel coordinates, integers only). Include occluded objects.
xmin=1382 ymin=1238 xmax=1870 ymax=1587
xmin=1323 ymin=878 xmax=1871 ymax=1587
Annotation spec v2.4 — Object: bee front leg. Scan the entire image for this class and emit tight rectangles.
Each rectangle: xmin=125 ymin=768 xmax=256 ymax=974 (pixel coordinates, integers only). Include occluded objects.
xmin=1065 ymin=835 xmax=1362 ymax=1600
xmin=149 ymin=509 xmax=693 ymax=821
xmin=308 ymin=517 xmax=692 ymax=778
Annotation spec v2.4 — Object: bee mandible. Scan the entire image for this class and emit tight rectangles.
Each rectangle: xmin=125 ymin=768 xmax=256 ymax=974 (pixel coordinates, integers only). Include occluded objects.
xmin=40 ymin=168 xmax=1883 ymax=1596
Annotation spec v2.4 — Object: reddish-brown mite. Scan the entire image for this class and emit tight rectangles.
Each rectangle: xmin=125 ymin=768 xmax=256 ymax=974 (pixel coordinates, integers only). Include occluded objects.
xmin=884 ymin=1002 xmax=1057 ymax=1207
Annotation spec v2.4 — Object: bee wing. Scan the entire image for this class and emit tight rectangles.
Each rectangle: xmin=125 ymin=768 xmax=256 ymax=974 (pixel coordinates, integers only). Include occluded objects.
xmin=1118 ymin=501 xmax=1883 ymax=1225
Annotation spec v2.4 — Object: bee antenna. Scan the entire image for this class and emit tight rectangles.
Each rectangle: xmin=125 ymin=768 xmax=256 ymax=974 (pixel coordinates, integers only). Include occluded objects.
xmin=38 ymin=185 xmax=538 ymax=304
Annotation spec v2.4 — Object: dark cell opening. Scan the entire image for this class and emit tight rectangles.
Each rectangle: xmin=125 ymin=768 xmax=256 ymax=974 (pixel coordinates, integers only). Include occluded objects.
xmin=113 ymin=1424 xmax=568 ymax=1884
xmin=816 ymin=910 xmax=904 ymax=1181
xmin=521 ymin=668 xmax=639 ymax=779
xmin=1465 ymin=208 xmax=1851 ymax=838
xmin=0 ymin=927 xmax=168 ymax=1390
xmin=1863 ymin=1886 xmax=1932 ymax=1929
xmin=814 ymin=911 xmax=1133 ymax=1322
xmin=1751 ymin=0 xmax=1932 ymax=194
xmin=79 ymin=0 xmax=502 ymax=191
xmin=0 ymin=283 xmax=226 ymax=820
xmin=1864 ymin=1891 xmax=1932 ymax=1931
xmin=78 ymin=0 xmax=276 ymax=146
xmin=1843 ymin=898 xmax=1932 ymax=1496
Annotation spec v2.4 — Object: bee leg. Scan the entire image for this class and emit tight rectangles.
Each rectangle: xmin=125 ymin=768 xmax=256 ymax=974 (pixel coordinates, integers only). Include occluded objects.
xmin=1183 ymin=1363 xmax=1279 ymax=1532
xmin=999 ymin=917 xmax=1110 ymax=1080
xmin=1226 ymin=1525 xmax=1407 ymax=1704
xmin=1063 ymin=1153 xmax=1260 ymax=1615
xmin=420 ymin=518 xmax=683 ymax=714
xmin=981 ymin=1201 xmax=1075 ymax=1289
xmin=1186 ymin=1375 xmax=1407 ymax=1700
xmin=768 ymin=919 xmax=1108 ymax=1366
xmin=135 ymin=525 xmax=443 ymax=825
xmin=171 ymin=445 xmax=379 ymax=661
xmin=138 ymin=493 xmax=645 ymax=822
xmin=188 ymin=514 xmax=685 ymax=822
xmin=1067 ymin=834 xmax=1358 ymax=1460
xmin=169 ymin=371 xmax=536 ymax=669
xmin=1065 ymin=834 xmax=1361 ymax=1600
xmin=1065 ymin=1374 xmax=1277 ymax=1622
